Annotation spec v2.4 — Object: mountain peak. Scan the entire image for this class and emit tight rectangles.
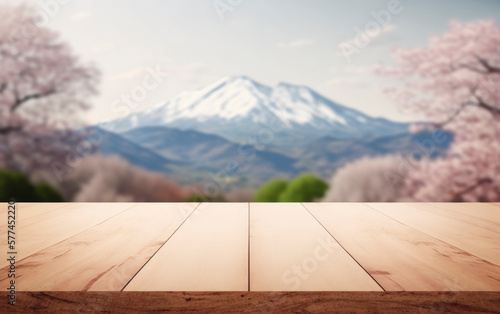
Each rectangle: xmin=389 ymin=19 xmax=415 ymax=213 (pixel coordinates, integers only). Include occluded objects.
xmin=211 ymin=76 xmax=310 ymax=93
xmin=202 ymin=75 xmax=271 ymax=97
xmin=212 ymin=75 xmax=262 ymax=87
xmin=110 ymin=75 xmax=409 ymax=142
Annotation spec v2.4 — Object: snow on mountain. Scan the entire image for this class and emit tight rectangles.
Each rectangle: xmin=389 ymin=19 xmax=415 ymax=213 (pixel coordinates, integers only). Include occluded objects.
xmin=108 ymin=76 xmax=409 ymax=143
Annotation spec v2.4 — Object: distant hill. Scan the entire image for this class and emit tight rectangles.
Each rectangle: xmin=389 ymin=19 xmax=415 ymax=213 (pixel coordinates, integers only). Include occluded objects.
xmin=121 ymin=126 xmax=303 ymax=184
xmin=294 ymin=131 xmax=453 ymax=178
xmin=91 ymin=128 xmax=184 ymax=174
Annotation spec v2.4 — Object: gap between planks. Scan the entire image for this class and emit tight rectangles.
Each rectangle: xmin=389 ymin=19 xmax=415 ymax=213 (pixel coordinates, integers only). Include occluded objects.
xmin=249 ymin=203 xmax=383 ymax=291
xmin=366 ymin=203 xmax=500 ymax=267
xmin=124 ymin=203 xmax=248 ymax=291
xmin=1 ymin=203 xmax=200 ymax=291
xmin=300 ymin=203 xmax=386 ymax=292
xmin=304 ymin=203 xmax=500 ymax=291
xmin=120 ymin=203 xmax=201 ymax=291
xmin=0 ymin=203 xmax=138 ymax=270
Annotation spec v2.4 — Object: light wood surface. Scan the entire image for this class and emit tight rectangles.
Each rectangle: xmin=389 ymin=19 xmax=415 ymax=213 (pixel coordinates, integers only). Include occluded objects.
xmin=0 ymin=203 xmax=134 ymax=270
xmin=425 ymin=203 xmax=500 ymax=224
xmin=487 ymin=203 xmax=500 ymax=208
xmin=304 ymin=203 xmax=500 ymax=291
xmin=250 ymin=203 xmax=382 ymax=291
xmin=367 ymin=203 xmax=500 ymax=266
xmin=2 ymin=202 xmax=499 ymax=292
xmin=124 ymin=203 xmax=249 ymax=291
xmin=0 ymin=203 xmax=71 ymax=227
xmin=1 ymin=203 xmax=198 ymax=291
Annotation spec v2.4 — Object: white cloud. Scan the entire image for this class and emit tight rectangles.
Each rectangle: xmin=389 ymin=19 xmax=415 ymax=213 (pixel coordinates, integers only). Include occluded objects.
xmin=72 ymin=11 xmax=92 ymax=21
xmin=344 ymin=65 xmax=377 ymax=74
xmin=92 ymin=43 xmax=113 ymax=53
xmin=322 ymin=77 xmax=363 ymax=86
xmin=110 ymin=67 xmax=149 ymax=81
xmin=338 ymin=24 xmax=397 ymax=49
xmin=278 ymin=39 xmax=315 ymax=48
xmin=380 ymin=24 xmax=397 ymax=35
xmin=179 ymin=63 xmax=210 ymax=76
xmin=110 ymin=60 xmax=212 ymax=81
xmin=323 ymin=63 xmax=378 ymax=87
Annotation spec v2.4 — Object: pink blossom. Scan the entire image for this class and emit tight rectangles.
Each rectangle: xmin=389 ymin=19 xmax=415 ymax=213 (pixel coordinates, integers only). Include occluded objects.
xmin=380 ymin=20 xmax=500 ymax=201
xmin=0 ymin=4 xmax=100 ymax=174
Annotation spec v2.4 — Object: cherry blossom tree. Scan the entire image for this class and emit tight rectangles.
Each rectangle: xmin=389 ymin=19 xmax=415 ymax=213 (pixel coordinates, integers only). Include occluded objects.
xmin=323 ymin=155 xmax=411 ymax=202
xmin=0 ymin=4 xmax=100 ymax=173
xmin=380 ymin=20 xmax=500 ymax=201
xmin=32 ymin=155 xmax=189 ymax=202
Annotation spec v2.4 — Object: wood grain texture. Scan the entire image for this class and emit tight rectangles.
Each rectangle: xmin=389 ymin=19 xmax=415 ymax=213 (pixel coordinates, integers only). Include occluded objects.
xmin=0 ymin=203 xmax=134 ymax=270
xmin=367 ymin=203 xmax=500 ymax=266
xmin=250 ymin=203 xmax=382 ymax=291
xmin=0 ymin=203 xmax=199 ymax=291
xmin=124 ymin=203 xmax=248 ymax=291
xmin=4 ymin=292 xmax=500 ymax=314
xmin=487 ymin=203 xmax=500 ymax=208
xmin=3 ymin=202 xmax=500 ymax=293
xmin=304 ymin=203 xmax=500 ymax=291
xmin=0 ymin=203 xmax=71 ymax=228
xmin=426 ymin=203 xmax=500 ymax=223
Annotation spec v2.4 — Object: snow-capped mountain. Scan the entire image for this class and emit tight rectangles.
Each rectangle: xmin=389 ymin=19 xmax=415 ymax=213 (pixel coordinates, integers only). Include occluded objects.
xmin=109 ymin=76 xmax=409 ymax=144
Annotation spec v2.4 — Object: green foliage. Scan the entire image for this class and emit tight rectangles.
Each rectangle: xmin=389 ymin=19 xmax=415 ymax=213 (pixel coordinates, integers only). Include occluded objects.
xmin=0 ymin=169 xmax=64 ymax=202
xmin=185 ymin=194 xmax=225 ymax=202
xmin=253 ymin=179 xmax=289 ymax=202
xmin=254 ymin=174 xmax=329 ymax=202
xmin=35 ymin=183 xmax=65 ymax=202
xmin=0 ymin=169 xmax=37 ymax=202
xmin=278 ymin=174 xmax=329 ymax=202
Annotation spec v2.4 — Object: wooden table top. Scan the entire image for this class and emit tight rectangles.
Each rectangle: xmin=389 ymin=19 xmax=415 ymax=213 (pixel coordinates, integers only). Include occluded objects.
xmin=1 ymin=202 xmax=499 ymax=292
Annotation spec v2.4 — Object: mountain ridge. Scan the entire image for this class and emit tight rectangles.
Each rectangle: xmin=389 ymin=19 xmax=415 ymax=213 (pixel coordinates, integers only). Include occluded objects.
xmin=108 ymin=76 xmax=409 ymax=145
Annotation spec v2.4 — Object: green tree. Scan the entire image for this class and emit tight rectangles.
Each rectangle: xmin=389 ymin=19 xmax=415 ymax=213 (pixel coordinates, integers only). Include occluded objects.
xmin=185 ymin=194 xmax=226 ymax=202
xmin=278 ymin=174 xmax=329 ymax=202
xmin=0 ymin=169 xmax=64 ymax=202
xmin=35 ymin=183 xmax=65 ymax=202
xmin=253 ymin=179 xmax=289 ymax=202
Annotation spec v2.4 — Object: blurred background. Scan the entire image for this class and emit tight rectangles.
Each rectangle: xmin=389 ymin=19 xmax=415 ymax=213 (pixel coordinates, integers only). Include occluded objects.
xmin=1 ymin=0 xmax=499 ymax=202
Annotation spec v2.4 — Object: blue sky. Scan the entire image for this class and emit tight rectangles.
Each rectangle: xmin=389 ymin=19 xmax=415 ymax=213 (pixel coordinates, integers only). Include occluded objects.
xmin=19 ymin=0 xmax=500 ymax=123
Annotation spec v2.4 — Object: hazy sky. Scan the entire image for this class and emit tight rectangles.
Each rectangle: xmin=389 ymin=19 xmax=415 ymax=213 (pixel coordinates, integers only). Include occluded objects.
xmin=19 ymin=0 xmax=500 ymax=123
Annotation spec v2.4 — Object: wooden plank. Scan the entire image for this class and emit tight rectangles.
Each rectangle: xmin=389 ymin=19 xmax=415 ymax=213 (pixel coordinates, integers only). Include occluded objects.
xmin=18 ymin=202 xmax=73 ymax=216
xmin=5 ymin=292 xmax=500 ymax=314
xmin=368 ymin=203 xmax=500 ymax=266
xmin=0 ymin=203 xmax=199 ymax=291
xmin=1 ymin=203 xmax=135 ymax=270
xmin=1 ymin=203 xmax=73 ymax=228
xmin=124 ymin=203 xmax=248 ymax=291
xmin=250 ymin=203 xmax=382 ymax=291
xmin=18 ymin=203 xmax=69 ymax=209
xmin=487 ymin=203 xmax=500 ymax=208
xmin=304 ymin=203 xmax=500 ymax=291
xmin=1 ymin=202 xmax=58 ymax=217
xmin=425 ymin=203 xmax=500 ymax=223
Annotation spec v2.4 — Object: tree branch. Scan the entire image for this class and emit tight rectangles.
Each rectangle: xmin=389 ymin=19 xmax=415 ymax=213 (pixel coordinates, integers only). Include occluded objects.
xmin=0 ymin=83 xmax=6 ymax=94
xmin=433 ymin=90 xmax=500 ymax=128
xmin=456 ymin=63 xmax=488 ymax=74
xmin=432 ymin=100 xmax=475 ymax=128
xmin=0 ymin=126 xmax=23 ymax=135
xmin=453 ymin=57 xmax=500 ymax=75
xmin=475 ymin=94 xmax=500 ymax=116
xmin=476 ymin=57 xmax=500 ymax=74
xmin=11 ymin=89 xmax=57 ymax=112
xmin=452 ymin=178 xmax=493 ymax=202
